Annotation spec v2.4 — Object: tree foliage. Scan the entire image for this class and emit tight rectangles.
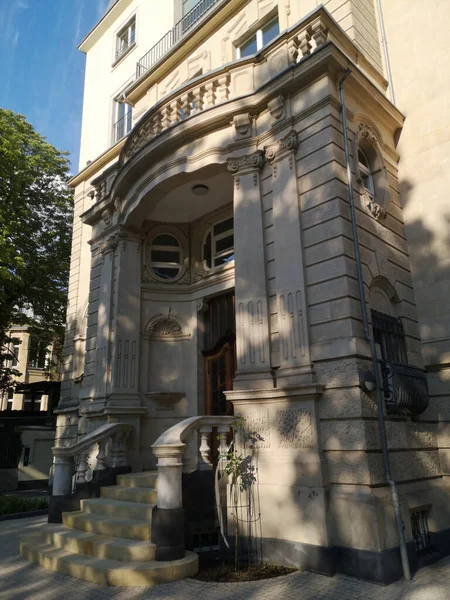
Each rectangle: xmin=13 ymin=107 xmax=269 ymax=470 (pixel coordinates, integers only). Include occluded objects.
xmin=0 ymin=109 xmax=74 ymax=391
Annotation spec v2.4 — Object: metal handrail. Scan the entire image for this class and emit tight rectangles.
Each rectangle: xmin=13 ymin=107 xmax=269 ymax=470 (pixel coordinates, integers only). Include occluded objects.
xmin=136 ymin=0 xmax=225 ymax=78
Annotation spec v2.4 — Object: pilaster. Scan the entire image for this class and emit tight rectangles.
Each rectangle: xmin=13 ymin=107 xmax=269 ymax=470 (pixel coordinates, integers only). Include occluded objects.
xmin=227 ymin=151 xmax=272 ymax=390
xmin=266 ymin=131 xmax=314 ymax=386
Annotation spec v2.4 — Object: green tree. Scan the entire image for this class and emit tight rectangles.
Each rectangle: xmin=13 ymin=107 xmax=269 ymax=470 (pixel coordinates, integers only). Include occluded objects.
xmin=0 ymin=109 xmax=74 ymax=392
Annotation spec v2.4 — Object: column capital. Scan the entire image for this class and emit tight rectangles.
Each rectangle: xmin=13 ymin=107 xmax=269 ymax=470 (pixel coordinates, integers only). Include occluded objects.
xmin=99 ymin=233 xmax=119 ymax=256
xmin=227 ymin=149 xmax=265 ymax=175
xmin=266 ymin=130 xmax=298 ymax=163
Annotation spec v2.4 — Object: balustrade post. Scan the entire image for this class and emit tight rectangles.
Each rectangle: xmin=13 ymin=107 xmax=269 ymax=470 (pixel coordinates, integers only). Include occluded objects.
xmin=198 ymin=426 xmax=213 ymax=471
xmin=96 ymin=440 xmax=107 ymax=470
xmin=52 ymin=456 xmax=74 ymax=496
xmin=76 ymin=451 xmax=89 ymax=484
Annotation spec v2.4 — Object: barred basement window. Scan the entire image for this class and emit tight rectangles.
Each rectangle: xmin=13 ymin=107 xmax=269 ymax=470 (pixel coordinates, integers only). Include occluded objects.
xmin=411 ymin=508 xmax=432 ymax=554
xmin=192 ymin=529 xmax=220 ymax=553
xmin=203 ymin=216 xmax=234 ymax=269
xmin=150 ymin=234 xmax=183 ymax=280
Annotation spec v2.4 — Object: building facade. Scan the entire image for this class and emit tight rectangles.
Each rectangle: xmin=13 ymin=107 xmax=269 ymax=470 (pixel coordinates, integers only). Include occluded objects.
xmin=29 ymin=0 xmax=450 ymax=585
xmin=0 ymin=323 xmax=56 ymax=413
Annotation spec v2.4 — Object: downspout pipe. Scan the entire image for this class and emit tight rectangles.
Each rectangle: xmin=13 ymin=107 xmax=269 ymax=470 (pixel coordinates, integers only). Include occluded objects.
xmin=376 ymin=0 xmax=395 ymax=105
xmin=338 ymin=70 xmax=411 ymax=582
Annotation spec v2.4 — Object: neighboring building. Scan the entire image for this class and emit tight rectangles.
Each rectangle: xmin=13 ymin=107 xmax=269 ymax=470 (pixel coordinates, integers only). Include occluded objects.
xmin=0 ymin=324 xmax=56 ymax=413
xmin=21 ymin=0 xmax=450 ymax=587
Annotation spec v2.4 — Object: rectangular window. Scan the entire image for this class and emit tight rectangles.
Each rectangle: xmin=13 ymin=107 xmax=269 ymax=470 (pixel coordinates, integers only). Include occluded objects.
xmin=116 ymin=17 xmax=136 ymax=60
xmin=11 ymin=343 xmax=19 ymax=367
xmin=203 ymin=216 xmax=234 ymax=269
xmin=6 ymin=389 xmax=14 ymax=412
xmin=237 ymin=17 xmax=279 ymax=59
xmin=113 ymin=99 xmax=132 ymax=144
xmin=23 ymin=393 xmax=43 ymax=412
xmin=28 ymin=338 xmax=48 ymax=369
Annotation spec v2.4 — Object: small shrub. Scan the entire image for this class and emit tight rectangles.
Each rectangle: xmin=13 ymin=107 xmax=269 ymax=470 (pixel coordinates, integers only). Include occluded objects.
xmin=0 ymin=495 xmax=48 ymax=515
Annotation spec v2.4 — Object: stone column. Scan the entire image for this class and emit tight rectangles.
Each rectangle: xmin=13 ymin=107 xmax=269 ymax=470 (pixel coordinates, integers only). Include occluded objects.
xmin=227 ymin=151 xmax=273 ymax=390
xmin=108 ymin=229 xmax=142 ymax=407
xmin=266 ymin=131 xmax=313 ymax=386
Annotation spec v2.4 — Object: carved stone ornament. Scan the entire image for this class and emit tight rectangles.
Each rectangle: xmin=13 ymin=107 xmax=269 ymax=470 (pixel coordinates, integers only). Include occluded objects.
xmin=101 ymin=208 xmax=113 ymax=226
xmin=227 ymin=150 xmax=264 ymax=174
xmin=147 ymin=316 xmax=191 ymax=341
xmin=267 ymin=95 xmax=285 ymax=121
xmin=99 ymin=234 xmax=119 ymax=255
xmin=197 ymin=299 xmax=208 ymax=313
xmin=366 ymin=197 xmax=386 ymax=220
xmin=358 ymin=122 xmax=378 ymax=146
xmin=266 ymin=130 xmax=299 ymax=163
xmin=232 ymin=113 xmax=252 ymax=141
xmin=95 ymin=180 xmax=108 ymax=203
xmin=276 ymin=407 xmax=314 ymax=449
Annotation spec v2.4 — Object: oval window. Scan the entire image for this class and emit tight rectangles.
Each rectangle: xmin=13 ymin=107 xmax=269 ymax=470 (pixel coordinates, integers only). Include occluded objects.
xmin=150 ymin=234 xmax=182 ymax=280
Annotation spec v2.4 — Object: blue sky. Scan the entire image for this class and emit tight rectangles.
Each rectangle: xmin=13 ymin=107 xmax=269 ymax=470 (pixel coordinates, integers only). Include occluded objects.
xmin=0 ymin=0 xmax=109 ymax=173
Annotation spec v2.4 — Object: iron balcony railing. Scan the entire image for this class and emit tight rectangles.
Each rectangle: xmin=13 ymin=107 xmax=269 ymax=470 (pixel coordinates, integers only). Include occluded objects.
xmin=381 ymin=361 xmax=430 ymax=417
xmin=136 ymin=0 xmax=224 ymax=78
xmin=113 ymin=111 xmax=133 ymax=144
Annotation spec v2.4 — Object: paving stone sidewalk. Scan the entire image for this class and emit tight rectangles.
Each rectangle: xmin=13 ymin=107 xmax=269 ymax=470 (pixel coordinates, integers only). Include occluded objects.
xmin=1 ymin=516 xmax=449 ymax=600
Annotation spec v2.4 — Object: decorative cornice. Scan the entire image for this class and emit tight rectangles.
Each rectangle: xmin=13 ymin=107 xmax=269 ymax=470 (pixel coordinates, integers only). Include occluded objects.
xmin=265 ymin=130 xmax=299 ymax=163
xmin=227 ymin=150 xmax=264 ymax=174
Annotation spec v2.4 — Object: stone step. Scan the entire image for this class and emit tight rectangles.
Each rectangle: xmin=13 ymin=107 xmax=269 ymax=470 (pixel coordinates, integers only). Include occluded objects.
xmin=81 ymin=497 xmax=155 ymax=521
xmin=62 ymin=511 xmax=151 ymax=541
xmin=117 ymin=471 xmax=158 ymax=489
xmin=101 ymin=485 xmax=158 ymax=505
xmin=40 ymin=524 xmax=156 ymax=562
xmin=20 ymin=536 xmax=198 ymax=586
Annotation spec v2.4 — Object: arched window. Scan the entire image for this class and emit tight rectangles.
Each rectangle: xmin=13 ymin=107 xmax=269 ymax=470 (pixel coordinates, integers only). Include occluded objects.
xmin=202 ymin=216 xmax=234 ymax=269
xmin=150 ymin=234 xmax=182 ymax=280
xmin=358 ymin=148 xmax=374 ymax=198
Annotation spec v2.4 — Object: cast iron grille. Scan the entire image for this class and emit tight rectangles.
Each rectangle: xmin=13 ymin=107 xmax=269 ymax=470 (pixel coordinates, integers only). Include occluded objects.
xmin=192 ymin=529 xmax=220 ymax=552
xmin=411 ymin=509 xmax=432 ymax=554
xmin=372 ymin=310 xmax=429 ymax=416
xmin=372 ymin=310 xmax=408 ymax=364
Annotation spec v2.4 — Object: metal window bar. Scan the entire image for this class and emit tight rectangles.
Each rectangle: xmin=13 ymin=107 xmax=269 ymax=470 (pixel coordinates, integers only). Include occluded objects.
xmin=136 ymin=0 xmax=224 ymax=78
xmin=113 ymin=110 xmax=133 ymax=143
xmin=371 ymin=309 xmax=408 ymax=364
xmin=411 ymin=510 xmax=432 ymax=554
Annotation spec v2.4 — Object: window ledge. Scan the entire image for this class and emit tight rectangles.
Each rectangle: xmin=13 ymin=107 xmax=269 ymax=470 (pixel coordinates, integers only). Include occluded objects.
xmin=112 ymin=41 xmax=136 ymax=70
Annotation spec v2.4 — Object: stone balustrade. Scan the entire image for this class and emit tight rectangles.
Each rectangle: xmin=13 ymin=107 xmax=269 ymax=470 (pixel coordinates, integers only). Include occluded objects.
xmin=122 ymin=8 xmax=376 ymax=165
xmin=52 ymin=422 xmax=133 ymax=496
xmin=151 ymin=415 xmax=234 ymax=510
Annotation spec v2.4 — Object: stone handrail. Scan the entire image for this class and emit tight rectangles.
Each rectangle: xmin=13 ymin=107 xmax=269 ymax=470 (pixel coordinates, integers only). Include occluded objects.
xmin=152 ymin=415 xmax=234 ymax=509
xmin=52 ymin=422 xmax=133 ymax=496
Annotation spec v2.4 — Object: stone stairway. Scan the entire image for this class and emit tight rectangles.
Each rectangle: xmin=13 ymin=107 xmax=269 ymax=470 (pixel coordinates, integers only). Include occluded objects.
xmin=20 ymin=471 xmax=198 ymax=586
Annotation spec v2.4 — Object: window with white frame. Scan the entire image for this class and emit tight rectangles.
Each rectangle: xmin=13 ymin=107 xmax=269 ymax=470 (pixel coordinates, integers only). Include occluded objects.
xmin=116 ymin=16 xmax=136 ymax=60
xmin=203 ymin=216 xmax=234 ymax=269
xmin=150 ymin=234 xmax=183 ymax=280
xmin=358 ymin=148 xmax=375 ymax=198
xmin=6 ymin=389 xmax=14 ymax=411
xmin=113 ymin=98 xmax=132 ymax=144
xmin=237 ymin=17 xmax=280 ymax=59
